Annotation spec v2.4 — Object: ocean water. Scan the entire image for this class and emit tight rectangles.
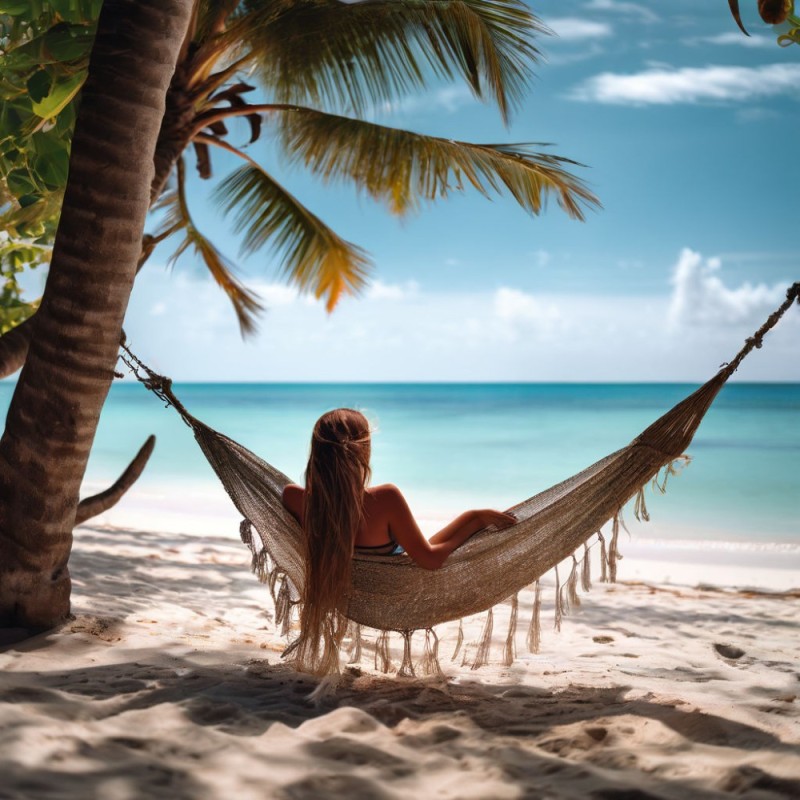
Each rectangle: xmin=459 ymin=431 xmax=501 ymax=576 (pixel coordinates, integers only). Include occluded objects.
xmin=1 ymin=382 xmax=798 ymax=543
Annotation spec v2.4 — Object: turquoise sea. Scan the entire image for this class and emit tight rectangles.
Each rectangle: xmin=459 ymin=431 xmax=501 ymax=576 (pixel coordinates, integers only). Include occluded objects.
xmin=1 ymin=382 xmax=798 ymax=542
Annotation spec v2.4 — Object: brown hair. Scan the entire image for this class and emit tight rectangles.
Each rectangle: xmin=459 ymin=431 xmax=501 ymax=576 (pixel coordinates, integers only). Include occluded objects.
xmin=296 ymin=408 xmax=371 ymax=674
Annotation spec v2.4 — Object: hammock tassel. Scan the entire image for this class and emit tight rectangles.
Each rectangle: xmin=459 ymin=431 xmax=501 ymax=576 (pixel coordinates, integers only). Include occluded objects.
xmin=563 ymin=555 xmax=581 ymax=612
xmin=451 ymin=619 xmax=464 ymax=662
xmin=420 ymin=629 xmax=443 ymax=677
xmin=527 ymin=580 xmax=542 ymax=653
xmin=598 ymin=532 xmax=609 ymax=583
xmin=374 ymin=630 xmax=392 ymax=674
xmin=346 ymin=622 xmax=362 ymax=665
xmin=472 ymin=608 xmax=494 ymax=670
xmin=554 ymin=565 xmax=563 ymax=632
xmin=268 ymin=568 xmax=281 ymax=603
xmin=503 ymin=594 xmax=519 ymax=667
xmin=251 ymin=549 xmax=271 ymax=584
xmin=609 ymin=514 xmax=623 ymax=583
xmin=398 ymin=631 xmax=415 ymax=678
xmin=581 ymin=544 xmax=592 ymax=592
xmin=275 ymin=577 xmax=291 ymax=635
xmin=653 ymin=456 xmax=690 ymax=494
xmin=633 ymin=487 xmax=650 ymax=522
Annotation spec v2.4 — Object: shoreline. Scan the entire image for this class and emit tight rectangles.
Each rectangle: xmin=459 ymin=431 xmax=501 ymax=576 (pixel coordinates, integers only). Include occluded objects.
xmin=85 ymin=490 xmax=800 ymax=593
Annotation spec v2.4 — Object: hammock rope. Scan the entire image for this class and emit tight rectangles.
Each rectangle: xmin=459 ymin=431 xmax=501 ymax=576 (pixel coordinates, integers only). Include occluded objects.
xmin=119 ymin=282 xmax=798 ymax=674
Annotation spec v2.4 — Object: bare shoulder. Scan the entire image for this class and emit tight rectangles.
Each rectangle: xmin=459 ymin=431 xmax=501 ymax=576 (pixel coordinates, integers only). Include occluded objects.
xmin=367 ymin=483 xmax=401 ymax=497
xmin=366 ymin=484 xmax=412 ymax=520
xmin=282 ymin=484 xmax=304 ymax=518
xmin=367 ymin=483 xmax=405 ymax=506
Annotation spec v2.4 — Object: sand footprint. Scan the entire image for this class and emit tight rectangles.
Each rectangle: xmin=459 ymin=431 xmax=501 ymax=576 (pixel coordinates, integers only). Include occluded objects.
xmin=713 ymin=643 xmax=745 ymax=660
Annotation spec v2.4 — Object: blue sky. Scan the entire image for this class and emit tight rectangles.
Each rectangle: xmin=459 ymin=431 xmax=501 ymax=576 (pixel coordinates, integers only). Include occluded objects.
xmin=108 ymin=1 xmax=798 ymax=381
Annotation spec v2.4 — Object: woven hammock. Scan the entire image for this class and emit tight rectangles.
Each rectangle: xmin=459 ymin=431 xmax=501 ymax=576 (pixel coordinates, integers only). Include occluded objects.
xmin=121 ymin=284 xmax=798 ymax=675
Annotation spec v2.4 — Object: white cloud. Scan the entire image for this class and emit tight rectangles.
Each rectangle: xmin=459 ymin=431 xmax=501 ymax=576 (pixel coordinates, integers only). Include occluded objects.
xmin=546 ymin=17 xmax=612 ymax=41
xmin=735 ymin=106 xmax=780 ymax=123
xmin=688 ymin=32 xmax=775 ymax=48
xmin=150 ymin=301 xmax=167 ymax=316
xmin=493 ymin=288 xmax=563 ymax=341
xmin=365 ymin=279 xmax=419 ymax=301
xmin=584 ymin=0 xmax=660 ymax=23
xmin=374 ymin=85 xmax=476 ymax=118
xmin=569 ymin=63 xmax=800 ymax=105
xmin=668 ymin=248 xmax=786 ymax=328
xmin=546 ymin=43 xmax=607 ymax=67
xmin=253 ymin=282 xmax=301 ymax=307
xmin=122 ymin=260 xmax=798 ymax=382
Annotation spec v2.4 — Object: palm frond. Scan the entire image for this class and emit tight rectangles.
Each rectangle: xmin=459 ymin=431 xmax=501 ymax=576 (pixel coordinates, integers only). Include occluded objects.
xmin=275 ymin=107 xmax=600 ymax=220
xmin=212 ymin=162 xmax=371 ymax=311
xmin=728 ymin=0 xmax=750 ymax=34
xmin=232 ymin=0 xmax=546 ymax=122
xmin=156 ymin=160 xmax=264 ymax=336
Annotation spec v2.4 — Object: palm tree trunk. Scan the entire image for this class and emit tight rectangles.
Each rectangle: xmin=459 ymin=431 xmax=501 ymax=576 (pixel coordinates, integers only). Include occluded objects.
xmin=0 ymin=81 xmax=193 ymax=382
xmin=0 ymin=0 xmax=194 ymax=630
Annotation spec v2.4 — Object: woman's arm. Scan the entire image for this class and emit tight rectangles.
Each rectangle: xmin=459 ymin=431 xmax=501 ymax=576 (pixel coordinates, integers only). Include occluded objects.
xmin=377 ymin=485 xmax=515 ymax=571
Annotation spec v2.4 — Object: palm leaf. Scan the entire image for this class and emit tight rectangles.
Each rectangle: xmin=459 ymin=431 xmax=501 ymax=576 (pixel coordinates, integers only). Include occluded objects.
xmin=231 ymin=0 xmax=545 ymax=122
xmin=212 ymin=162 xmax=371 ymax=311
xmin=275 ymin=107 xmax=600 ymax=219
xmin=156 ymin=160 xmax=264 ymax=336
xmin=727 ymin=0 xmax=750 ymax=34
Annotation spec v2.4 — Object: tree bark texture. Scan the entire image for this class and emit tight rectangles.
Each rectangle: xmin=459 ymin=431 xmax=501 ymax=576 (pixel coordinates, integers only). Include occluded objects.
xmin=0 ymin=319 xmax=32 ymax=379
xmin=0 ymin=0 xmax=194 ymax=629
xmin=0 ymin=72 xmax=192 ymax=382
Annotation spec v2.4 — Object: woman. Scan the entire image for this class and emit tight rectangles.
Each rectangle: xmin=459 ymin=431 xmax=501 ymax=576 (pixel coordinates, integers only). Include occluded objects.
xmin=282 ymin=408 xmax=515 ymax=673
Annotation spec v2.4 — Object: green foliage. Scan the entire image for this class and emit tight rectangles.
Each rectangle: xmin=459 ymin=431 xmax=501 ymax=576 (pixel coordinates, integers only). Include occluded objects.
xmin=213 ymin=161 xmax=369 ymax=312
xmin=0 ymin=1 xmax=101 ymax=331
xmin=276 ymin=107 xmax=599 ymax=219
xmin=0 ymin=232 xmax=46 ymax=333
xmin=232 ymin=0 xmax=544 ymax=121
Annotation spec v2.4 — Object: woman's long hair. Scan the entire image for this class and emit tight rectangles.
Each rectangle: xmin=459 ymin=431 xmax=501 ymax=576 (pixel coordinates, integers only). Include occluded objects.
xmin=295 ymin=408 xmax=371 ymax=674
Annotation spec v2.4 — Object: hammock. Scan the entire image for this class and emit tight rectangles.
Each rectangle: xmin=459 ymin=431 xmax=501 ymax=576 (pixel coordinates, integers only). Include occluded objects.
xmin=121 ymin=284 xmax=798 ymax=675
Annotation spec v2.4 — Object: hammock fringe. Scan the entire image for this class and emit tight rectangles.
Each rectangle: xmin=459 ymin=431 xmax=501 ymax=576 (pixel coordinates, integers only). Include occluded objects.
xmin=375 ymin=630 xmax=392 ymax=674
xmin=527 ymin=580 xmax=542 ymax=653
xmin=451 ymin=619 xmax=464 ymax=662
xmin=398 ymin=631 xmax=415 ymax=678
xmin=562 ymin=556 xmax=580 ymax=613
xmin=503 ymin=593 xmax=519 ymax=667
xmin=420 ymin=628 xmax=443 ymax=677
xmin=598 ymin=532 xmax=609 ymax=583
xmin=581 ymin=544 xmax=592 ymax=592
xmin=472 ymin=608 xmax=494 ymax=670
xmin=553 ymin=565 xmax=563 ymax=632
xmin=347 ymin=621 xmax=362 ymax=665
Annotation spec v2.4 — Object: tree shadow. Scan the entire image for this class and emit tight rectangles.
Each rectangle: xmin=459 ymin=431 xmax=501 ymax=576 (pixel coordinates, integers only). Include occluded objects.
xmin=2 ymin=655 xmax=799 ymax=799
xmin=3 ymin=525 xmax=798 ymax=798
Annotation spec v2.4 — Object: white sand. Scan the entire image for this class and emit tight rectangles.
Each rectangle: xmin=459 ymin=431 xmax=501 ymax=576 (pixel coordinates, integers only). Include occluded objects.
xmin=1 ymin=522 xmax=799 ymax=799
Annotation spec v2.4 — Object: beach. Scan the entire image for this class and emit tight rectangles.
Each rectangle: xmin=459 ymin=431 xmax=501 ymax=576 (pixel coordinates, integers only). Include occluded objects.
xmin=1 ymin=381 xmax=798 ymax=798
xmin=1 ymin=519 xmax=798 ymax=799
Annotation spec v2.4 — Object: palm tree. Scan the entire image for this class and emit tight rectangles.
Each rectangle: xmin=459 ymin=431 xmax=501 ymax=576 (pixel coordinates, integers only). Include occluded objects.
xmin=0 ymin=0 xmax=195 ymax=630
xmin=1 ymin=0 xmax=598 ymax=354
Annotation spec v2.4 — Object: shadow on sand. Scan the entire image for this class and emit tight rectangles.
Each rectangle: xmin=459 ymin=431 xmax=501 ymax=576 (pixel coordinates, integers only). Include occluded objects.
xmin=2 ymin=648 xmax=799 ymax=800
